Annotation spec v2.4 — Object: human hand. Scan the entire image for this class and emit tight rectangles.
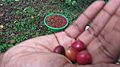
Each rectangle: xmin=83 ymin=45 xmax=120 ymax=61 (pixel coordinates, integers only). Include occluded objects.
xmin=1 ymin=0 xmax=120 ymax=67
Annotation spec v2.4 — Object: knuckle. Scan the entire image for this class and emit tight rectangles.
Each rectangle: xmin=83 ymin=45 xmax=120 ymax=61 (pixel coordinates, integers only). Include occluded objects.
xmin=87 ymin=26 xmax=97 ymax=37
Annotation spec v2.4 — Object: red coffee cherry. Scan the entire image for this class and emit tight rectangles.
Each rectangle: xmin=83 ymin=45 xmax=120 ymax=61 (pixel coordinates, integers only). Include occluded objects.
xmin=76 ymin=50 xmax=92 ymax=65
xmin=71 ymin=41 xmax=85 ymax=51
xmin=53 ymin=45 xmax=65 ymax=55
xmin=65 ymin=47 xmax=79 ymax=62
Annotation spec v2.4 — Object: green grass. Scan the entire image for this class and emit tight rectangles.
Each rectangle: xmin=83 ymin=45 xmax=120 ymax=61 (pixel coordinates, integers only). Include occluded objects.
xmin=0 ymin=0 xmax=96 ymax=52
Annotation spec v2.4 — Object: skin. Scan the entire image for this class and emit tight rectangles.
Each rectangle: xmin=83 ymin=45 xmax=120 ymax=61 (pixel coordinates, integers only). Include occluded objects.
xmin=0 ymin=0 xmax=120 ymax=67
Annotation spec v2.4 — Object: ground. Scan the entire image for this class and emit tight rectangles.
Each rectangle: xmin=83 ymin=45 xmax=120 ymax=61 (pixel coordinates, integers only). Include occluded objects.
xmin=0 ymin=0 xmax=96 ymax=52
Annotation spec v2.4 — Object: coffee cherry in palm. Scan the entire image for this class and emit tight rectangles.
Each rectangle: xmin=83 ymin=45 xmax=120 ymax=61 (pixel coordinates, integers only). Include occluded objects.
xmin=65 ymin=47 xmax=79 ymax=62
xmin=76 ymin=50 xmax=92 ymax=65
xmin=53 ymin=45 xmax=65 ymax=55
xmin=71 ymin=41 xmax=85 ymax=51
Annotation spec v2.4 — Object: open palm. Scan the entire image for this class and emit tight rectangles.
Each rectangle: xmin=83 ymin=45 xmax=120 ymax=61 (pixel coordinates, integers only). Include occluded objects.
xmin=1 ymin=0 xmax=120 ymax=67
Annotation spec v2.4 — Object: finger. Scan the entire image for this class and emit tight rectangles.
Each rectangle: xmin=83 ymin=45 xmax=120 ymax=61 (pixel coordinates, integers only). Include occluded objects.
xmin=77 ymin=0 xmax=120 ymax=46
xmin=87 ymin=6 xmax=120 ymax=64
xmin=55 ymin=32 xmax=75 ymax=49
xmin=64 ymin=1 xmax=105 ymax=38
xmin=99 ymin=6 xmax=120 ymax=46
xmin=90 ymin=0 xmax=120 ymax=35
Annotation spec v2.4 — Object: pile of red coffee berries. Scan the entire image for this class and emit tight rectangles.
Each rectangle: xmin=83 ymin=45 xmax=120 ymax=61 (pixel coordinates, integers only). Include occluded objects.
xmin=46 ymin=15 xmax=66 ymax=28
xmin=53 ymin=41 xmax=92 ymax=65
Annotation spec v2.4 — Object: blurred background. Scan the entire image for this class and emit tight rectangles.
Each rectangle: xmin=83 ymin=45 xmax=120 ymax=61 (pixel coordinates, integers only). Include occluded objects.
xmin=0 ymin=0 xmax=97 ymax=52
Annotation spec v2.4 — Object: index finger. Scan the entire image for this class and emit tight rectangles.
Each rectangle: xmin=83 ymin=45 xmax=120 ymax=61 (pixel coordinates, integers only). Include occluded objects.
xmin=64 ymin=0 xmax=105 ymax=38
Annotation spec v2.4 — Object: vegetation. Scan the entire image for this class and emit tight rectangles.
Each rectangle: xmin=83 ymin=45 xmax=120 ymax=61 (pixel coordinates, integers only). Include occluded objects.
xmin=0 ymin=0 xmax=104 ymax=52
